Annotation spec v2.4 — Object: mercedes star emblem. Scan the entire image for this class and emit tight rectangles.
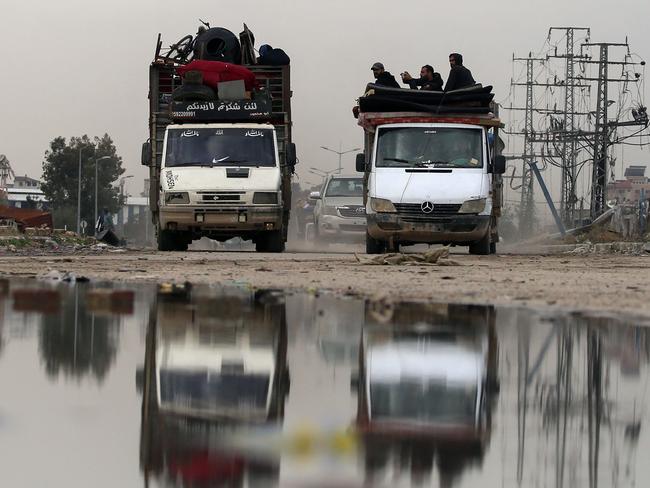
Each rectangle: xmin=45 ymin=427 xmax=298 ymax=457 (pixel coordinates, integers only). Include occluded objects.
xmin=421 ymin=201 xmax=434 ymax=214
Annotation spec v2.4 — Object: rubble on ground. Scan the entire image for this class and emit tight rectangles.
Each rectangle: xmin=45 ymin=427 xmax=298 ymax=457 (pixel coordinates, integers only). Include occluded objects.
xmin=0 ymin=228 xmax=123 ymax=256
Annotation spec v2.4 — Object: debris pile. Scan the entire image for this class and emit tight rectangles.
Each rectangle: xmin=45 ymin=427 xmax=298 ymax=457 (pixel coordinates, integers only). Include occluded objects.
xmin=354 ymin=247 xmax=461 ymax=266
xmin=0 ymin=231 xmax=122 ymax=256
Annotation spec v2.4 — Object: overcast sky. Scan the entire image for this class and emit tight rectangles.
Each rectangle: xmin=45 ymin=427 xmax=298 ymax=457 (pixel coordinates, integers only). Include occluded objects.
xmin=1 ymin=0 xmax=648 ymax=199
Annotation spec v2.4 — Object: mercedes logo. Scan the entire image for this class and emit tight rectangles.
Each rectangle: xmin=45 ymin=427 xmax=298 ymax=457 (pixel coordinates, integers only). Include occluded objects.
xmin=421 ymin=201 xmax=434 ymax=214
xmin=355 ymin=206 xmax=365 ymax=214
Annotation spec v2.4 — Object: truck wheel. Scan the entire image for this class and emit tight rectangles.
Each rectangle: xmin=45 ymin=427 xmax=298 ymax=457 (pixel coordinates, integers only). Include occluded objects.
xmin=469 ymin=228 xmax=491 ymax=255
xmin=256 ymin=230 xmax=285 ymax=253
xmin=366 ymin=232 xmax=386 ymax=254
xmin=489 ymin=241 xmax=497 ymax=254
xmin=157 ymin=230 xmax=176 ymax=251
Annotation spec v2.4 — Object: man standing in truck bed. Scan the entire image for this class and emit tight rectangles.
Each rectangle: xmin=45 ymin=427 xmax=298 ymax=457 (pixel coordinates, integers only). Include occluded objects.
xmin=444 ymin=53 xmax=476 ymax=92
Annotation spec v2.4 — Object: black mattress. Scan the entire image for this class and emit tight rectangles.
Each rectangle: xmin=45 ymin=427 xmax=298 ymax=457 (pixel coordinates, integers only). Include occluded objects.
xmin=360 ymin=83 xmax=494 ymax=114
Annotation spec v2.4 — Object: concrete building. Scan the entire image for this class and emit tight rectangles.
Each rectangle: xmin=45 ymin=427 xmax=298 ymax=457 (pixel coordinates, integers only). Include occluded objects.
xmin=607 ymin=165 xmax=650 ymax=204
xmin=4 ymin=175 xmax=48 ymax=209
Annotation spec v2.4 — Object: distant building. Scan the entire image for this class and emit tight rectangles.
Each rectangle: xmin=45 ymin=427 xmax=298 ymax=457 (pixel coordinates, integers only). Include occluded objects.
xmin=4 ymin=175 xmax=48 ymax=209
xmin=10 ymin=175 xmax=41 ymax=189
xmin=607 ymin=165 xmax=650 ymax=204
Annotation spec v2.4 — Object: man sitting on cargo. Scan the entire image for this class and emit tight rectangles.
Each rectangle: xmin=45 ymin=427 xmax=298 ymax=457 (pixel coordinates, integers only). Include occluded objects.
xmin=401 ymin=65 xmax=444 ymax=91
xmin=371 ymin=62 xmax=400 ymax=88
xmin=444 ymin=53 xmax=476 ymax=92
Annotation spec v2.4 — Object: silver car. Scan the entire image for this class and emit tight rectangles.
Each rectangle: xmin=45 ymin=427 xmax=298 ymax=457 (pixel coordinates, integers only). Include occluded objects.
xmin=311 ymin=175 xmax=366 ymax=242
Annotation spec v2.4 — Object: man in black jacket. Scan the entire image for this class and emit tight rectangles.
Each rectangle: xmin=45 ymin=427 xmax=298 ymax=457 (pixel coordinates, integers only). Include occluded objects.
xmin=371 ymin=62 xmax=400 ymax=88
xmin=401 ymin=65 xmax=444 ymax=91
xmin=444 ymin=53 xmax=476 ymax=92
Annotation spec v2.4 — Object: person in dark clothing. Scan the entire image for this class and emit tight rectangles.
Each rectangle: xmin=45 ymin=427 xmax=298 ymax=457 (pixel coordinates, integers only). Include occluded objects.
xmin=371 ymin=62 xmax=400 ymax=88
xmin=257 ymin=44 xmax=290 ymax=65
xmin=444 ymin=53 xmax=476 ymax=92
xmin=401 ymin=65 xmax=444 ymax=91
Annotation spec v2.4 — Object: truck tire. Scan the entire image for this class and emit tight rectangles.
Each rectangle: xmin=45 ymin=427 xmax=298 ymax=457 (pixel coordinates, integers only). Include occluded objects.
xmin=469 ymin=228 xmax=491 ymax=255
xmin=366 ymin=232 xmax=386 ymax=254
xmin=256 ymin=230 xmax=285 ymax=253
xmin=157 ymin=230 xmax=176 ymax=251
xmin=489 ymin=241 xmax=497 ymax=254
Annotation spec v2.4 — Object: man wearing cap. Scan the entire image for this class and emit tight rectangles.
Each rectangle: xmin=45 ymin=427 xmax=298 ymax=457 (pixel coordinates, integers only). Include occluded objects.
xmin=371 ymin=62 xmax=400 ymax=88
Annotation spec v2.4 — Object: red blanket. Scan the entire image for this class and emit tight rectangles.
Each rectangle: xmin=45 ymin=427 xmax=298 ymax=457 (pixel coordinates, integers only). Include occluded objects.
xmin=178 ymin=60 xmax=257 ymax=91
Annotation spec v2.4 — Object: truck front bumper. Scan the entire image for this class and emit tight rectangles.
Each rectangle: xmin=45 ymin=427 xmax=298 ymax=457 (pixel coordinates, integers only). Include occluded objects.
xmin=160 ymin=205 xmax=283 ymax=232
xmin=367 ymin=213 xmax=490 ymax=244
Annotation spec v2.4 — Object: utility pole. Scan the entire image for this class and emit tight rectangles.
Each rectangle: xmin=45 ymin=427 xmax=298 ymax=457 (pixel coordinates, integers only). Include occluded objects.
xmin=547 ymin=27 xmax=590 ymax=226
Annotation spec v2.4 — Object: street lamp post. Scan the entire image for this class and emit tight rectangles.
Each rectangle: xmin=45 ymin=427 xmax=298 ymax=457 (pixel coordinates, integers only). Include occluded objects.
xmin=94 ymin=156 xmax=111 ymax=233
xmin=320 ymin=142 xmax=361 ymax=174
xmin=77 ymin=148 xmax=83 ymax=234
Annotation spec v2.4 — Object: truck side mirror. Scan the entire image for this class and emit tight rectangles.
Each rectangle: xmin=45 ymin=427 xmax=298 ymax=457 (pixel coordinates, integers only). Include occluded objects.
xmin=493 ymin=155 xmax=506 ymax=174
xmin=141 ymin=141 xmax=151 ymax=166
xmin=286 ymin=142 xmax=297 ymax=167
xmin=355 ymin=153 xmax=366 ymax=172
xmin=309 ymin=191 xmax=321 ymax=200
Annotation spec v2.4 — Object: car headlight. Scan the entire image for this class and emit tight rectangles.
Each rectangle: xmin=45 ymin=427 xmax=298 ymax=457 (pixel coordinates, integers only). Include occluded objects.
xmin=323 ymin=205 xmax=338 ymax=216
xmin=458 ymin=198 xmax=486 ymax=214
xmin=253 ymin=192 xmax=278 ymax=204
xmin=370 ymin=197 xmax=396 ymax=213
xmin=164 ymin=192 xmax=189 ymax=204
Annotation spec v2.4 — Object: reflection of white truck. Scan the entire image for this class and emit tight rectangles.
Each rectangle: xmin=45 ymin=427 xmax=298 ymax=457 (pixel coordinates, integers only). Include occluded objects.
xmin=143 ymin=33 xmax=296 ymax=252
xmin=356 ymin=110 xmax=506 ymax=255
xmin=356 ymin=303 xmax=498 ymax=447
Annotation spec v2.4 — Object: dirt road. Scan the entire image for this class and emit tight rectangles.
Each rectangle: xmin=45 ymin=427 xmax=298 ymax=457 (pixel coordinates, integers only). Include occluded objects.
xmin=2 ymin=249 xmax=650 ymax=318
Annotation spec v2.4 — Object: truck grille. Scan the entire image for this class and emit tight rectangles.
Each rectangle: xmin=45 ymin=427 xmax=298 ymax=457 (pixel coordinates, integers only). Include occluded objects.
xmin=394 ymin=203 xmax=461 ymax=223
xmin=337 ymin=205 xmax=366 ymax=218
xmin=199 ymin=192 xmax=244 ymax=204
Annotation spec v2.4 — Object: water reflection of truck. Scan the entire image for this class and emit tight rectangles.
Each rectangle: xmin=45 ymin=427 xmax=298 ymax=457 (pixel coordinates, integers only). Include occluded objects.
xmin=139 ymin=288 xmax=289 ymax=486
xmin=143 ymin=26 xmax=297 ymax=252
xmin=355 ymin=86 xmax=506 ymax=254
xmin=356 ymin=303 xmax=498 ymax=485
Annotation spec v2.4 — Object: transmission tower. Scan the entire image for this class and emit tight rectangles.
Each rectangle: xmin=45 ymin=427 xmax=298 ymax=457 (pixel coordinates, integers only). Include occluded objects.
xmin=508 ymin=54 xmax=547 ymax=236
xmin=581 ymin=41 xmax=645 ymax=218
xmin=547 ymin=27 xmax=590 ymax=226
xmin=0 ymin=154 xmax=13 ymax=191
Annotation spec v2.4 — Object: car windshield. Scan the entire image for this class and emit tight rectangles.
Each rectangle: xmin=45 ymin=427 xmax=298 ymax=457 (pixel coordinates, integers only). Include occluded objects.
xmin=376 ymin=127 xmax=483 ymax=168
xmin=325 ymin=178 xmax=363 ymax=197
xmin=164 ymin=127 xmax=276 ymax=167
xmin=159 ymin=369 xmax=270 ymax=412
xmin=370 ymin=380 xmax=477 ymax=424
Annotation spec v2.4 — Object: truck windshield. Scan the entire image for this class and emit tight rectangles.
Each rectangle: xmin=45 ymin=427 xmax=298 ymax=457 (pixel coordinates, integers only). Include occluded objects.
xmin=164 ymin=127 xmax=276 ymax=167
xmin=370 ymin=380 xmax=477 ymax=424
xmin=159 ymin=369 xmax=270 ymax=412
xmin=376 ymin=127 xmax=483 ymax=168
xmin=325 ymin=178 xmax=363 ymax=197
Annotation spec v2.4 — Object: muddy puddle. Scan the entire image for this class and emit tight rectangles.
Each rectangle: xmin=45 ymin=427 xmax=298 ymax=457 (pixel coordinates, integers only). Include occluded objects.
xmin=0 ymin=278 xmax=648 ymax=487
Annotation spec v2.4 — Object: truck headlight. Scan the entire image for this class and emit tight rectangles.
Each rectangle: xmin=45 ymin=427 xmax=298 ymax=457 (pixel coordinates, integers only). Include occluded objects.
xmin=164 ymin=192 xmax=189 ymax=204
xmin=370 ymin=197 xmax=396 ymax=213
xmin=458 ymin=198 xmax=486 ymax=214
xmin=253 ymin=192 xmax=278 ymax=204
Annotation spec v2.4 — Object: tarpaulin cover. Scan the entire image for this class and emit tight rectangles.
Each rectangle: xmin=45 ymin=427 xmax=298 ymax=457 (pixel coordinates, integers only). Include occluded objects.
xmin=0 ymin=206 xmax=52 ymax=229
xmin=178 ymin=60 xmax=257 ymax=91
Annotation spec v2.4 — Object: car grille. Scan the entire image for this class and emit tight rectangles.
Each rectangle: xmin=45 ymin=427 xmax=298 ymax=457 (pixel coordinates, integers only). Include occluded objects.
xmin=198 ymin=192 xmax=244 ymax=204
xmin=394 ymin=203 xmax=462 ymax=223
xmin=337 ymin=205 xmax=366 ymax=218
